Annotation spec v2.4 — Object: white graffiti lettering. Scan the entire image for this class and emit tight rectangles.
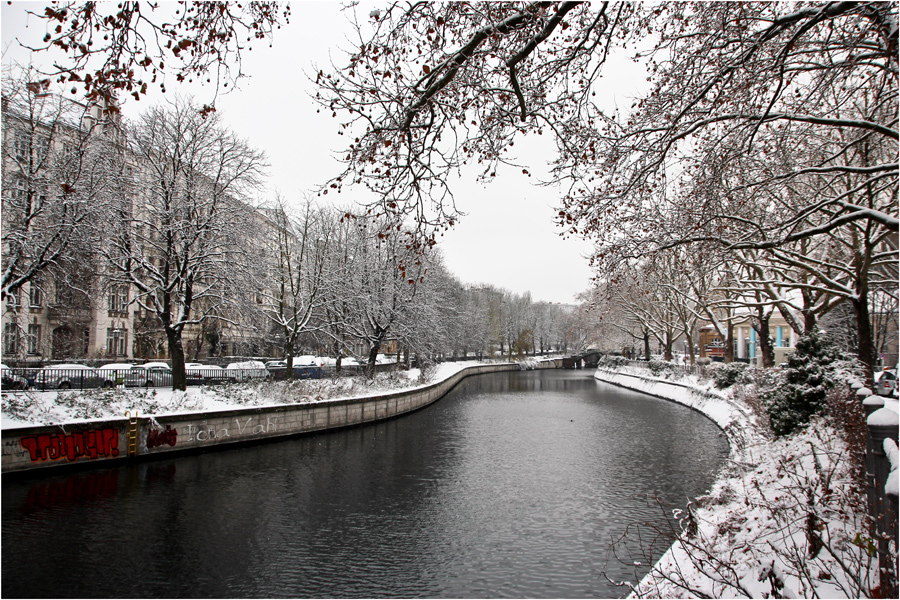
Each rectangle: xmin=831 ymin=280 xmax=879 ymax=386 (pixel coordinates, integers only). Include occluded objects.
xmin=184 ymin=416 xmax=277 ymax=443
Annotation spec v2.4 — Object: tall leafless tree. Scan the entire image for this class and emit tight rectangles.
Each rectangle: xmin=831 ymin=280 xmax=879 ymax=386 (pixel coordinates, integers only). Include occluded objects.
xmin=101 ymin=96 xmax=266 ymax=389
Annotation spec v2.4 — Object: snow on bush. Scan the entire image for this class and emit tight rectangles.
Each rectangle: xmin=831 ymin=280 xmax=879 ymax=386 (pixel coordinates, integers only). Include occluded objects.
xmin=633 ymin=421 xmax=876 ymax=599
xmin=711 ymin=361 xmax=749 ymax=389
xmin=600 ymin=355 xmax=629 ymax=368
xmin=648 ymin=359 xmax=679 ymax=378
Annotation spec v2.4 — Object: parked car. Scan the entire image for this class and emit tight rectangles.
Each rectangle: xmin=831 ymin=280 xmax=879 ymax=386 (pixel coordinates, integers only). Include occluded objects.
xmin=97 ymin=363 xmax=134 ymax=386
xmin=126 ymin=363 xmax=203 ymax=387
xmin=265 ymin=360 xmax=287 ymax=369
xmin=34 ymin=364 xmax=105 ymax=390
xmin=186 ymin=363 xmax=231 ymax=385
xmin=874 ymin=368 xmax=897 ymax=397
xmin=267 ymin=364 xmax=323 ymax=381
xmin=293 ymin=365 xmax=322 ymax=380
xmin=225 ymin=360 xmax=268 ymax=382
xmin=1 ymin=364 xmax=27 ymax=390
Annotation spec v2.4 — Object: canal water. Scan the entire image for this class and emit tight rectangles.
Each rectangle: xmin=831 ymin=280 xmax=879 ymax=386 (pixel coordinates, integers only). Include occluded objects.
xmin=2 ymin=370 xmax=728 ymax=598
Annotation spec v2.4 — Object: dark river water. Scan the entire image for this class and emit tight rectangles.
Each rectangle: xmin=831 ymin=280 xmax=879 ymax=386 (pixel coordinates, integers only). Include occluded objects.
xmin=2 ymin=370 xmax=728 ymax=598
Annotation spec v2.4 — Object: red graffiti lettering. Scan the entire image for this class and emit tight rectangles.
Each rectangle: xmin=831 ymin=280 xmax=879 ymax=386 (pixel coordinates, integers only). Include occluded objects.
xmin=146 ymin=425 xmax=178 ymax=449
xmin=18 ymin=428 xmax=120 ymax=463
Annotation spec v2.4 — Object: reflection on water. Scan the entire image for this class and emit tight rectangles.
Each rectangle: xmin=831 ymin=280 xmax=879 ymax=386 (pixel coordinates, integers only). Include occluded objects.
xmin=2 ymin=370 xmax=728 ymax=598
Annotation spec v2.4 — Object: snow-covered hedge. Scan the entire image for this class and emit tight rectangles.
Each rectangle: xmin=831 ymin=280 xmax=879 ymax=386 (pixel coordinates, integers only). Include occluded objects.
xmin=710 ymin=361 xmax=749 ymax=388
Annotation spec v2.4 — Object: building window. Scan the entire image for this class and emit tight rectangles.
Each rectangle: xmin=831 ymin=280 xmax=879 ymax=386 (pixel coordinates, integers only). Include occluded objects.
xmin=14 ymin=130 xmax=28 ymax=162
xmin=3 ymin=322 xmax=18 ymax=355
xmin=29 ymin=282 xmax=42 ymax=308
xmin=108 ymin=286 xmax=129 ymax=314
xmin=12 ymin=177 xmax=27 ymax=202
xmin=27 ymin=324 xmax=41 ymax=355
xmin=83 ymin=329 xmax=90 ymax=356
xmin=106 ymin=328 xmax=127 ymax=356
xmin=6 ymin=290 xmax=19 ymax=310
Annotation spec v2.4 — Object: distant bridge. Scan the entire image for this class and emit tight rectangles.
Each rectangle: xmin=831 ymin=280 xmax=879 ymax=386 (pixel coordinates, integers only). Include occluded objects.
xmin=561 ymin=349 xmax=602 ymax=369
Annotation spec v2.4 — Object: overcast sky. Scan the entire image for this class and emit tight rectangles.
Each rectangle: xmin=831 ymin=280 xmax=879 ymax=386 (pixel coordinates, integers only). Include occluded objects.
xmin=2 ymin=1 xmax=648 ymax=305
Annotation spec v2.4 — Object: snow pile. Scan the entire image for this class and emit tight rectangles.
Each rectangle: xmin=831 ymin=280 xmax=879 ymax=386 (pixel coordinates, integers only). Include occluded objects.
xmin=595 ymin=365 xmax=876 ymax=599
xmin=886 ymin=438 xmax=899 ymax=499
xmin=1 ymin=362 xmax=478 ymax=428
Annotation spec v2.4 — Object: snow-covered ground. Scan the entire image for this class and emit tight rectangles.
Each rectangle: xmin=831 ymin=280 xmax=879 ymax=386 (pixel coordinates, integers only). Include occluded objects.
xmin=1 ymin=361 xmax=476 ymax=429
xmin=596 ymin=365 xmax=889 ymax=599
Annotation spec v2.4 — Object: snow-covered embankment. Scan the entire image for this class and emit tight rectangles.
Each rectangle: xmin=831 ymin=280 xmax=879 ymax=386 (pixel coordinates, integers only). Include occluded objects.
xmin=595 ymin=365 xmax=875 ymax=599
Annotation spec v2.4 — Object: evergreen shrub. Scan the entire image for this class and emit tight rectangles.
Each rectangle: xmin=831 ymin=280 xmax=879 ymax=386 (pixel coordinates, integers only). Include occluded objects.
xmin=761 ymin=329 xmax=855 ymax=437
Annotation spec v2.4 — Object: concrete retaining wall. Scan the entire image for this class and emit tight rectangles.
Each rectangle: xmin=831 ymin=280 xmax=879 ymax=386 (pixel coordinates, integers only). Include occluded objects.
xmin=2 ymin=362 xmax=538 ymax=475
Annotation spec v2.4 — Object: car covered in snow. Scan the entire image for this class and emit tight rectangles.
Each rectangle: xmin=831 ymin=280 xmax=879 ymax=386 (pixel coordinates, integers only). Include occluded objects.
xmin=874 ymin=368 xmax=897 ymax=397
xmin=97 ymin=363 xmax=134 ymax=386
xmin=186 ymin=363 xmax=231 ymax=385
xmin=225 ymin=360 xmax=268 ymax=382
xmin=265 ymin=357 xmax=323 ymax=381
xmin=294 ymin=355 xmax=323 ymax=366
xmin=125 ymin=362 xmax=203 ymax=387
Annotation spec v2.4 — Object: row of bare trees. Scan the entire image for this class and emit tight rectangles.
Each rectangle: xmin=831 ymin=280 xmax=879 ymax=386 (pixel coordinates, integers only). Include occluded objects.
xmin=2 ymin=66 xmax=584 ymax=389
xmin=309 ymin=2 xmax=897 ymax=383
xmin=581 ymin=238 xmax=897 ymax=371
xmin=258 ymin=195 xmax=586 ymax=379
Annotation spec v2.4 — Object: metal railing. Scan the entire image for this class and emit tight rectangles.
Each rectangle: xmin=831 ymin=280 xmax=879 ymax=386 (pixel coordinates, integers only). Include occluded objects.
xmin=0 ymin=362 xmax=412 ymax=391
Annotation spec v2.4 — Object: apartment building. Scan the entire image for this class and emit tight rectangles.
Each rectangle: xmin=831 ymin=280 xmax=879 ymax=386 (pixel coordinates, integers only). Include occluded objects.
xmin=1 ymin=88 xmax=277 ymax=365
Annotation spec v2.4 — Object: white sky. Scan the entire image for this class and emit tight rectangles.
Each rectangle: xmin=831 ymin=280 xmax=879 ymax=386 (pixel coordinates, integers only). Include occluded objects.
xmin=2 ymin=1 xmax=648 ymax=305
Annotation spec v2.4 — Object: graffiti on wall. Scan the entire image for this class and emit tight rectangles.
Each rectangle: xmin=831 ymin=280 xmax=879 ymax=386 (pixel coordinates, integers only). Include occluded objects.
xmin=147 ymin=425 xmax=177 ymax=449
xmin=3 ymin=439 xmax=29 ymax=459
xmin=18 ymin=428 xmax=120 ymax=463
xmin=184 ymin=416 xmax=278 ymax=442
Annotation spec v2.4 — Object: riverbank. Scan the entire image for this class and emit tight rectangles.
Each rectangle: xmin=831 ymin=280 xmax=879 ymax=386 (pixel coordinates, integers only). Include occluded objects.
xmin=595 ymin=365 xmax=875 ymax=599
xmin=0 ymin=362 xmax=477 ymax=429
xmin=2 ymin=361 xmax=560 ymax=473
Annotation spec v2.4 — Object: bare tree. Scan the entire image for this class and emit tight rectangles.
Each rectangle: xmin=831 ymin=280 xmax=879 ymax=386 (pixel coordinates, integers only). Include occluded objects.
xmin=102 ymin=96 xmax=266 ymax=389
xmin=259 ymin=196 xmax=333 ymax=378
xmin=341 ymin=216 xmax=427 ymax=377
xmin=2 ymin=65 xmax=110 ymax=302
xmin=13 ymin=2 xmax=290 ymax=108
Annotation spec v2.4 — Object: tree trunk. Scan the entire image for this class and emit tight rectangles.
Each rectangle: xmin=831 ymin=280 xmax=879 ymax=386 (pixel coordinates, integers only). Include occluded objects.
xmin=284 ymin=340 xmax=294 ymax=381
xmin=853 ymin=296 xmax=876 ymax=387
xmin=366 ymin=340 xmax=381 ymax=379
xmin=804 ymin=310 xmax=818 ymax=334
xmin=643 ymin=330 xmax=651 ymax=360
xmin=755 ymin=313 xmax=775 ymax=368
xmin=724 ymin=319 xmax=735 ymax=363
xmin=166 ymin=327 xmax=187 ymax=391
xmin=333 ymin=341 xmax=343 ymax=374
